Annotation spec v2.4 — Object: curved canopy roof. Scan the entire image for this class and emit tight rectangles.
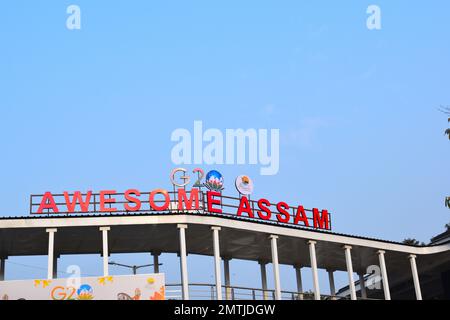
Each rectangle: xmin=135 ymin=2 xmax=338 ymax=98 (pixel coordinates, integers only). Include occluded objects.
xmin=1 ymin=213 xmax=449 ymax=292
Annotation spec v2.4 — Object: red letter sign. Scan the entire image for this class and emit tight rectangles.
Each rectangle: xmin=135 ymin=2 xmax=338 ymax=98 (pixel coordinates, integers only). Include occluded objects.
xmin=294 ymin=206 xmax=310 ymax=227
xmin=64 ymin=191 xmax=92 ymax=213
xmin=257 ymin=199 xmax=272 ymax=220
xmin=207 ymin=191 xmax=222 ymax=214
xmin=276 ymin=202 xmax=290 ymax=223
xmin=37 ymin=192 xmax=59 ymax=214
xmin=237 ymin=196 xmax=254 ymax=218
xmin=313 ymin=208 xmax=330 ymax=230
xmin=124 ymin=189 xmax=142 ymax=211
xmin=149 ymin=189 xmax=170 ymax=211
xmin=178 ymin=189 xmax=200 ymax=211
xmin=100 ymin=190 xmax=117 ymax=212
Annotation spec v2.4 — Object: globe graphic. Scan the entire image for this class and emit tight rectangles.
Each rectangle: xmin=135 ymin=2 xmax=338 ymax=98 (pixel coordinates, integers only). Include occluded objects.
xmin=205 ymin=170 xmax=224 ymax=191
xmin=77 ymin=284 xmax=94 ymax=299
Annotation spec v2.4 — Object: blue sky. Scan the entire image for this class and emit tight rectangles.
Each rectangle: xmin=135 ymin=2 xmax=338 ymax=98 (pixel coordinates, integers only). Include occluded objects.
xmin=0 ymin=1 xmax=449 ymax=295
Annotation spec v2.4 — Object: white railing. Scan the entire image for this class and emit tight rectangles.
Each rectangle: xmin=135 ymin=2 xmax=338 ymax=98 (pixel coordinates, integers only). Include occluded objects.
xmin=165 ymin=284 xmax=354 ymax=301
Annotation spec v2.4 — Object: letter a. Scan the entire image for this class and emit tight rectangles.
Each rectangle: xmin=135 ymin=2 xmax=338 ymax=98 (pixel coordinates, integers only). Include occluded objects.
xmin=367 ymin=5 xmax=381 ymax=30
xmin=37 ymin=192 xmax=59 ymax=214
xmin=66 ymin=5 xmax=81 ymax=30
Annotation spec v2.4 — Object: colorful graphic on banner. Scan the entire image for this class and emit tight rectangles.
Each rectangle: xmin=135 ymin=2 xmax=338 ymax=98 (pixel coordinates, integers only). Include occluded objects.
xmin=0 ymin=274 xmax=165 ymax=301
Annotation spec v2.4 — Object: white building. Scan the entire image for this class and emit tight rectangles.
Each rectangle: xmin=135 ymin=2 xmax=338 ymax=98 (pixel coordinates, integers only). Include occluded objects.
xmin=1 ymin=208 xmax=449 ymax=300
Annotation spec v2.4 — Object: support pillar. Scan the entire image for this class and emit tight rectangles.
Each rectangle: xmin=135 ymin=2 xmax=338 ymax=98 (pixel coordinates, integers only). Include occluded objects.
xmin=308 ymin=240 xmax=321 ymax=300
xmin=178 ymin=224 xmax=189 ymax=300
xmin=259 ymin=261 xmax=269 ymax=300
xmin=409 ymin=255 xmax=423 ymax=300
xmin=270 ymin=235 xmax=281 ymax=300
xmin=212 ymin=227 xmax=223 ymax=301
xmin=295 ymin=266 xmax=304 ymax=300
xmin=223 ymin=258 xmax=231 ymax=300
xmin=359 ymin=272 xmax=368 ymax=300
xmin=328 ymin=270 xmax=336 ymax=298
xmin=377 ymin=250 xmax=391 ymax=300
xmin=0 ymin=257 xmax=6 ymax=281
xmin=53 ymin=255 xmax=59 ymax=279
xmin=153 ymin=253 xmax=160 ymax=274
xmin=46 ymin=228 xmax=57 ymax=280
xmin=99 ymin=227 xmax=110 ymax=277
xmin=344 ymin=245 xmax=357 ymax=300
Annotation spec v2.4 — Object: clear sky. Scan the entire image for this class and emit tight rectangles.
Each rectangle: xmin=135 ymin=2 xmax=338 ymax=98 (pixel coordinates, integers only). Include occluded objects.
xmin=0 ymin=1 xmax=449 ymax=296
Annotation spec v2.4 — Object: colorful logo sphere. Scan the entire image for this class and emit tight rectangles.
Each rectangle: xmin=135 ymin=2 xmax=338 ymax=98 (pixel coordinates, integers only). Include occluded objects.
xmin=77 ymin=284 xmax=94 ymax=300
xmin=204 ymin=170 xmax=224 ymax=192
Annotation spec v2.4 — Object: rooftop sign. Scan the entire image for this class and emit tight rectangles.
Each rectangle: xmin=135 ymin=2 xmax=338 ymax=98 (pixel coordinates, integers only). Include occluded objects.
xmin=30 ymin=169 xmax=332 ymax=231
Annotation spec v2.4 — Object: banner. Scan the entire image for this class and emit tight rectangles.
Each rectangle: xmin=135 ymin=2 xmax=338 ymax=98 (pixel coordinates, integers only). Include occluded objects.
xmin=0 ymin=274 xmax=165 ymax=301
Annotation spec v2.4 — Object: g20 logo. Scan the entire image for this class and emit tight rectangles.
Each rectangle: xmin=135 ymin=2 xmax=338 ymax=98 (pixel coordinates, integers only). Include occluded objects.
xmin=170 ymin=168 xmax=205 ymax=188
xmin=51 ymin=286 xmax=77 ymax=301
xmin=170 ymin=168 xmax=224 ymax=192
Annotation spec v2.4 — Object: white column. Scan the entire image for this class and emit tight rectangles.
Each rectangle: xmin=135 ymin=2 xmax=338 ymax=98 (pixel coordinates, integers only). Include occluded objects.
xmin=270 ymin=235 xmax=282 ymax=300
xmin=328 ymin=270 xmax=336 ymax=297
xmin=0 ymin=257 xmax=6 ymax=281
xmin=409 ymin=255 xmax=423 ymax=300
xmin=259 ymin=261 xmax=269 ymax=300
xmin=359 ymin=273 xmax=368 ymax=299
xmin=153 ymin=253 xmax=160 ymax=274
xmin=53 ymin=255 xmax=59 ymax=279
xmin=212 ymin=227 xmax=223 ymax=301
xmin=344 ymin=246 xmax=357 ymax=300
xmin=46 ymin=229 xmax=57 ymax=280
xmin=99 ymin=227 xmax=110 ymax=277
xmin=377 ymin=250 xmax=391 ymax=300
xmin=295 ymin=266 xmax=304 ymax=300
xmin=308 ymin=240 xmax=321 ymax=300
xmin=178 ymin=224 xmax=189 ymax=300
xmin=224 ymin=258 xmax=231 ymax=300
